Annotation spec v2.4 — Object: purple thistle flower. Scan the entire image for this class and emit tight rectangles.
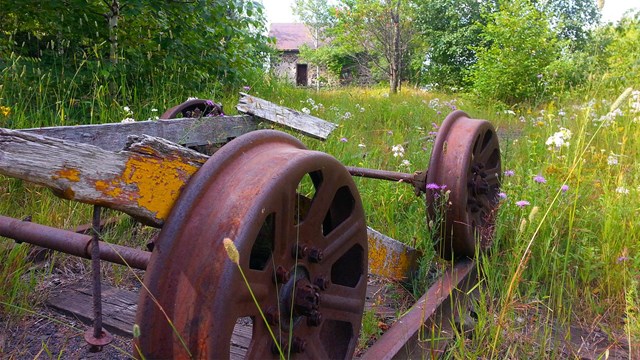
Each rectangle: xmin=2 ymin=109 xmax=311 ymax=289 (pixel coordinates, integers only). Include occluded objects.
xmin=243 ymin=86 xmax=251 ymax=91
xmin=436 ymin=111 xmax=442 ymax=115
xmin=426 ymin=183 xmax=441 ymax=190
xmin=617 ymin=256 xmax=629 ymax=263
xmin=504 ymin=170 xmax=515 ymax=177
xmin=533 ymin=175 xmax=546 ymax=183
xmin=516 ymin=200 xmax=530 ymax=208
xmin=498 ymin=192 xmax=507 ymax=200
xmin=561 ymin=184 xmax=569 ymax=193
xmin=340 ymin=137 xmax=348 ymax=143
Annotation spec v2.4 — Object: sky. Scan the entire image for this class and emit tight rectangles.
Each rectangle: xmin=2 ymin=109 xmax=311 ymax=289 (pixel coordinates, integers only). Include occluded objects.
xmin=261 ymin=0 xmax=639 ymax=26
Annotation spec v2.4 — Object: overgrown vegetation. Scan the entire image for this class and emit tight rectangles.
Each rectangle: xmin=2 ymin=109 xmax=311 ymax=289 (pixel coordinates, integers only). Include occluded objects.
xmin=1 ymin=0 xmax=639 ymax=358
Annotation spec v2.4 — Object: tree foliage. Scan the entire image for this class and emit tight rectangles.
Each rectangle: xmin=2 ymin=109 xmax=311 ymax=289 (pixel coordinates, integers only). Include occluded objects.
xmin=469 ymin=0 xmax=559 ymax=103
xmin=0 ymin=0 xmax=272 ymax=89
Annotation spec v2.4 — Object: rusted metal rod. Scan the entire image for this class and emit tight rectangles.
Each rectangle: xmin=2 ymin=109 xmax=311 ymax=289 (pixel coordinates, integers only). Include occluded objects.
xmin=90 ymin=206 xmax=105 ymax=340
xmin=0 ymin=215 xmax=150 ymax=270
xmin=346 ymin=166 xmax=427 ymax=195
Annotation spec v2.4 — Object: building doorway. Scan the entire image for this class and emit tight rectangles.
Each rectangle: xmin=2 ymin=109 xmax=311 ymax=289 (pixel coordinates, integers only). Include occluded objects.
xmin=296 ymin=64 xmax=308 ymax=86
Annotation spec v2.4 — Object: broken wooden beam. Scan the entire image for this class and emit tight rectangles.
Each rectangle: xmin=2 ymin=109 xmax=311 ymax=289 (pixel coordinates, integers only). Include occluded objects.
xmin=236 ymin=92 xmax=337 ymax=140
xmin=20 ymin=115 xmax=257 ymax=152
xmin=0 ymin=129 xmax=207 ymax=227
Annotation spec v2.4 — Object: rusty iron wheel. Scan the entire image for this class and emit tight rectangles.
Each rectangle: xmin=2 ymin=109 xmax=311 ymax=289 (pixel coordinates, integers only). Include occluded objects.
xmin=426 ymin=110 xmax=501 ymax=259
xmin=135 ymin=130 xmax=368 ymax=359
xmin=160 ymin=98 xmax=223 ymax=119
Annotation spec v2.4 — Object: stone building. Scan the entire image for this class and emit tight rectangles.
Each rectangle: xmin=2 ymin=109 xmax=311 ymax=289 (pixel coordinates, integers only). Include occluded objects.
xmin=269 ymin=23 xmax=328 ymax=87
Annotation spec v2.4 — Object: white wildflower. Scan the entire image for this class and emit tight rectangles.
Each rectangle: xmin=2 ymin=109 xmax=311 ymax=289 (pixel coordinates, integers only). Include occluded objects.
xmin=151 ymin=108 xmax=158 ymax=112
xmin=504 ymin=110 xmax=516 ymax=116
xmin=358 ymin=143 xmax=366 ymax=148
xmin=545 ymin=127 xmax=572 ymax=150
xmin=392 ymin=144 xmax=405 ymax=158
xmin=342 ymin=112 xmax=352 ymax=120
xmin=607 ymin=154 xmax=619 ymax=166
xmin=401 ymin=159 xmax=411 ymax=167
xmin=121 ymin=117 xmax=135 ymax=123
xmin=123 ymin=106 xmax=133 ymax=115
xmin=301 ymin=107 xmax=311 ymax=114
xmin=616 ymin=186 xmax=630 ymax=194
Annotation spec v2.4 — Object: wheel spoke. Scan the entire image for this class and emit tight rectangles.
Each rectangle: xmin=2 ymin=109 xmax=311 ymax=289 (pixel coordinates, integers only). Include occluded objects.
xmin=322 ymin=218 xmax=363 ymax=266
xmin=320 ymin=287 xmax=365 ymax=325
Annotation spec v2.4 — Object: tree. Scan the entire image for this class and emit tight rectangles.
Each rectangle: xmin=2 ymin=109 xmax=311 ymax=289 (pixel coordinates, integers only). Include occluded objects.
xmin=414 ymin=0 xmax=493 ymax=89
xmin=332 ymin=0 xmax=420 ymax=93
xmin=469 ymin=0 xmax=559 ymax=103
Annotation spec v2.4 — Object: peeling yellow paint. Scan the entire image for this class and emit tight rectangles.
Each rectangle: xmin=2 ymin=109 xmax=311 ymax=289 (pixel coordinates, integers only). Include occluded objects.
xmin=91 ymin=153 xmax=199 ymax=222
xmin=121 ymin=155 xmax=198 ymax=220
xmin=53 ymin=168 xmax=81 ymax=182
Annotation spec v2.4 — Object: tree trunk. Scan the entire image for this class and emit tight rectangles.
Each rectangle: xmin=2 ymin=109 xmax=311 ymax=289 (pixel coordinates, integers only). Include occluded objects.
xmin=389 ymin=0 xmax=401 ymax=94
xmin=106 ymin=0 xmax=120 ymax=65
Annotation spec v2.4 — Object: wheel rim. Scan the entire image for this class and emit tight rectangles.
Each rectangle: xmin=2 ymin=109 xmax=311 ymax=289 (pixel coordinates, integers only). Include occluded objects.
xmin=426 ymin=110 xmax=501 ymax=259
xmin=135 ymin=130 xmax=368 ymax=359
xmin=160 ymin=99 xmax=223 ymax=119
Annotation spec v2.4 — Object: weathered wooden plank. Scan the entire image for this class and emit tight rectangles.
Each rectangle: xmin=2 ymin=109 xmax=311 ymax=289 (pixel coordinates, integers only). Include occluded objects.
xmin=0 ymin=129 xmax=208 ymax=227
xmin=47 ymin=283 xmax=138 ymax=337
xmin=367 ymin=227 xmax=419 ymax=280
xmin=20 ymin=115 xmax=258 ymax=152
xmin=236 ymin=93 xmax=337 ymax=140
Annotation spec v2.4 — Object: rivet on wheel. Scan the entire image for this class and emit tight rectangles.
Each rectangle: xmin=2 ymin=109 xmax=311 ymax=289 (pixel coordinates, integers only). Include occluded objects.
xmin=264 ymin=307 xmax=279 ymax=325
xmin=314 ymin=276 xmax=329 ymax=291
xmin=291 ymin=243 xmax=309 ymax=259
xmin=274 ymin=265 xmax=290 ymax=283
xmin=308 ymin=248 xmax=323 ymax=263
xmin=291 ymin=336 xmax=307 ymax=353
xmin=307 ymin=310 xmax=323 ymax=327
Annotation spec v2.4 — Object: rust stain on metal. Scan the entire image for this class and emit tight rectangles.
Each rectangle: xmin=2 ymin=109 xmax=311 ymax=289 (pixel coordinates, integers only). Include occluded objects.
xmin=53 ymin=167 xmax=81 ymax=182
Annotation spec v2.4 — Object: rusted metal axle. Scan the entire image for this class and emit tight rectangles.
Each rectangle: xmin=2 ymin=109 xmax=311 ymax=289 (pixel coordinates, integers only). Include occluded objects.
xmin=346 ymin=166 xmax=427 ymax=195
xmin=0 ymin=215 xmax=150 ymax=270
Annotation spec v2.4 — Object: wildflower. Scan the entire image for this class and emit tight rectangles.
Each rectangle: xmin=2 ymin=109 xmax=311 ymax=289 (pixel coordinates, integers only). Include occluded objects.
xmin=537 ymin=74 xmax=543 ymax=79
xmin=187 ymin=97 xmax=198 ymax=101
xmin=426 ymin=183 xmax=441 ymax=190
xmin=504 ymin=170 xmax=515 ymax=177
xmin=558 ymin=110 xmax=566 ymax=117
xmin=387 ymin=130 xmax=393 ymax=135
xmin=515 ymin=200 xmax=530 ymax=208
xmin=0 ymin=106 xmax=11 ymax=117
xmin=342 ymin=112 xmax=352 ymax=120
xmin=151 ymin=108 xmax=158 ymax=112
xmin=561 ymin=184 xmax=569 ymax=193
xmin=504 ymin=110 xmax=516 ymax=116
xmin=223 ymin=238 xmax=239 ymax=265
xmin=533 ymin=175 xmax=546 ymax=184
xmin=606 ymin=154 xmax=618 ymax=166
xmin=615 ymin=186 xmax=629 ymax=194
xmin=546 ymin=127 xmax=572 ymax=150
xmin=243 ymin=86 xmax=251 ymax=91
xmin=617 ymin=256 xmax=629 ymax=263
xmin=340 ymin=137 xmax=348 ymax=143
xmin=123 ymin=106 xmax=133 ymax=115
xmin=498 ymin=192 xmax=507 ymax=200
xmin=401 ymin=159 xmax=411 ymax=167
xmin=392 ymin=144 xmax=405 ymax=158
xmin=121 ymin=117 xmax=135 ymax=123
xmin=358 ymin=143 xmax=366 ymax=148
xmin=301 ymin=107 xmax=311 ymax=114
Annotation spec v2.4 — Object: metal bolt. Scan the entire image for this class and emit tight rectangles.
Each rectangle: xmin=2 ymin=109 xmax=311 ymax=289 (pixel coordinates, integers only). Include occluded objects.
xmin=314 ymin=276 xmax=329 ymax=291
xmin=308 ymin=247 xmax=324 ymax=263
xmin=307 ymin=310 xmax=323 ymax=327
xmin=291 ymin=336 xmax=307 ymax=353
xmin=291 ymin=243 xmax=308 ymax=259
xmin=274 ymin=265 xmax=290 ymax=283
xmin=264 ymin=307 xmax=279 ymax=325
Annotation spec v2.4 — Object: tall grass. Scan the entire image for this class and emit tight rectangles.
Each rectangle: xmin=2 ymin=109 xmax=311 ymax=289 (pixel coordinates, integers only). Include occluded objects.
xmin=0 ymin=58 xmax=637 ymax=357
